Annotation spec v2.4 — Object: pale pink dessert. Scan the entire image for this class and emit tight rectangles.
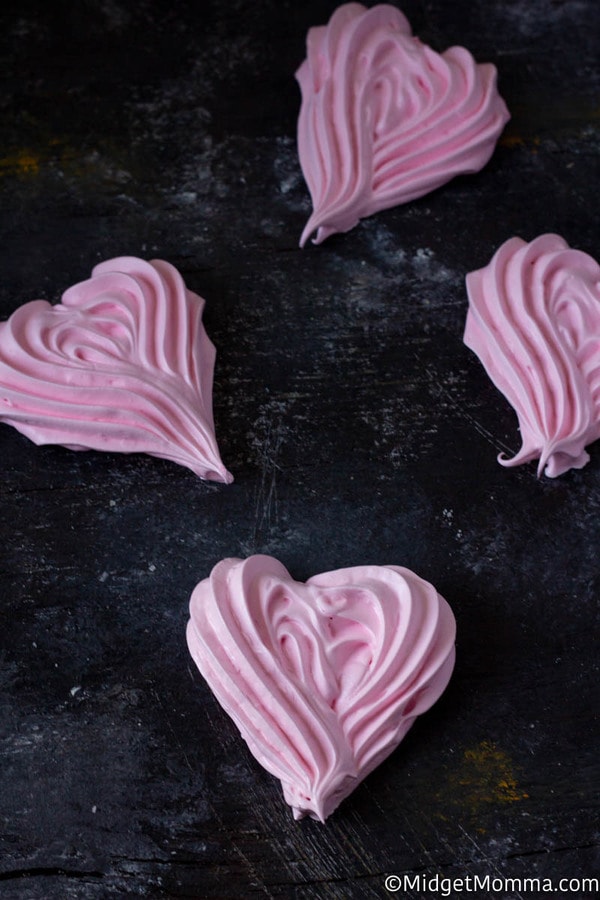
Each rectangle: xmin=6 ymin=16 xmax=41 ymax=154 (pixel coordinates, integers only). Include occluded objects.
xmin=0 ymin=257 xmax=232 ymax=482
xmin=296 ymin=3 xmax=510 ymax=246
xmin=464 ymin=234 xmax=600 ymax=477
xmin=187 ymin=555 xmax=456 ymax=821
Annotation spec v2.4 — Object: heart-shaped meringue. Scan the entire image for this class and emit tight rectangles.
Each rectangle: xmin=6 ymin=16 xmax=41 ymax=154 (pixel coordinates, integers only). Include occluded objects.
xmin=296 ymin=3 xmax=510 ymax=246
xmin=187 ymin=555 xmax=456 ymax=821
xmin=464 ymin=234 xmax=600 ymax=477
xmin=0 ymin=257 xmax=232 ymax=482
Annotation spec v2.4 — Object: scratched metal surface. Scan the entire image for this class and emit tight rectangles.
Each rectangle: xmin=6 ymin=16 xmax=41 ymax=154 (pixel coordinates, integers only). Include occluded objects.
xmin=0 ymin=1 xmax=599 ymax=897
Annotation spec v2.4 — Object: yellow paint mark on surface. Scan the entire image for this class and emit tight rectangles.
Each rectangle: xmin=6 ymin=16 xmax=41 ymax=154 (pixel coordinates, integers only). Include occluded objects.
xmin=452 ymin=741 xmax=529 ymax=812
xmin=499 ymin=133 xmax=541 ymax=150
xmin=499 ymin=133 xmax=525 ymax=148
xmin=0 ymin=140 xmax=133 ymax=186
xmin=0 ymin=150 xmax=40 ymax=175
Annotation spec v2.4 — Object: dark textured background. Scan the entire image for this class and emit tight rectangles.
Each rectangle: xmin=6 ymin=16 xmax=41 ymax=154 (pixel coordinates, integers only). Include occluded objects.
xmin=0 ymin=1 xmax=598 ymax=897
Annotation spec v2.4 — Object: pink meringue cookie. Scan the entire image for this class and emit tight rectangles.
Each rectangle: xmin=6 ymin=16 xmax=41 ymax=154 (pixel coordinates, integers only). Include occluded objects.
xmin=464 ymin=234 xmax=600 ymax=477
xmin=187 ymin=555 xmax=456 ymax=821
xmin=296 ymin=3 xmax=510 ymax=246
xmin=0 ymin=257 xmax=232 ymax=483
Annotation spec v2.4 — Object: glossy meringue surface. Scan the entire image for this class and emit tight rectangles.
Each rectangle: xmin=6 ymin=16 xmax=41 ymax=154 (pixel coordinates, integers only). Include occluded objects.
xmin=187 ymin=555 xmax=456 ymax=821
xmin=0 ymin=257 xmax=232 ymax=483
xmin=464 ymin=234 xmax=600 ymax=477
xmin=296 ymin=3 xmax=510 ymax=246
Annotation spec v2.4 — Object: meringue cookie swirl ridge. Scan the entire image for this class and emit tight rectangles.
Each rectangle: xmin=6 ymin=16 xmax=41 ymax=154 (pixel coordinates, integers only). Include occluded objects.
xmin=0 ymin=257 xmax=232 ymax=482
xmin=296 ymin=3 xmax=510 ymax=246
xmin=464 ymin=234 xmax=600 ymax=477
xmin=187 ymin=555 xmax=456 ymax=821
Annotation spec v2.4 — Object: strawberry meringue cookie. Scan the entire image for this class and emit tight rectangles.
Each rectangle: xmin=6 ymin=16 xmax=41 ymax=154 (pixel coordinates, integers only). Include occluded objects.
xmin=296 ymin=3 xmax=510 ymax=246
xmin=187 ymin=555 xmax=456 ymax=821
xmin=0 ymin=257 xmax=232 ymax=482
xmin=464 ymin=234 xmax=600 ymax=477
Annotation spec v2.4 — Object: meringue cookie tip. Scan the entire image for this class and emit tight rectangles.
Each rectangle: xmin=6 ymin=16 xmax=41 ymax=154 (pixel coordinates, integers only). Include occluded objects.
xmin=212 ymin=464 xmax=234 ymax=485
xmin=299 ymin=218 xmax=348 ymax=248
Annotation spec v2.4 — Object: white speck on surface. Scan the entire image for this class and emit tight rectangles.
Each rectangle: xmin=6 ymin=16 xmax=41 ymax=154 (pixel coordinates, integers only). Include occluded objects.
xmin=70 ymin=686 xmax=81 ymax=696
xmin=279 ymin=173 xmax=300 ymax=195
xmin=174 ymin=191 xmax=197 ymax=205
xmin=99 ymin=571 xmax=109 ymax=583
xmin=492 ymin=0 xmax=590 ymax=38
xmin=148 ymin=563 xmax=156 ymax=573
xmin=412 ymin=246 xmax=457 ymax=283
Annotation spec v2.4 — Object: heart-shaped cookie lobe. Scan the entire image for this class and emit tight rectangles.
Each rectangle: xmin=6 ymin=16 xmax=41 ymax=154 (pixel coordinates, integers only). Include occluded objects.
xmin=187 ymin=555 xmax=456 ymax=821
xmin=0 ymin=257 xmax=232 ymax=482
xmin=464 ymin=234 xmax=600 ymax=477
xmin=296 ymin=3 xmax=509 ymax=246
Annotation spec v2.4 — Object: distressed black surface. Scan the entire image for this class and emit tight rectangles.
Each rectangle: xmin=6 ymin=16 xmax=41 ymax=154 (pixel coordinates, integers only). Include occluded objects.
xmin=0 ymin=1 xmax=599 ymax=897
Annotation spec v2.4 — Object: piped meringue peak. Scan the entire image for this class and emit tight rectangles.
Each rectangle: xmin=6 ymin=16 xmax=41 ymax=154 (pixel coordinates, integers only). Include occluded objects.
xmin=296 ymin=3 xmax=510 ymax=246
xmin=0 ymin=257 xmax=232 ymax=483
xmin=187 ymin=555 xmax=456 ymax=822
xmin=464 ymin=234 xmax=600 ymax=478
